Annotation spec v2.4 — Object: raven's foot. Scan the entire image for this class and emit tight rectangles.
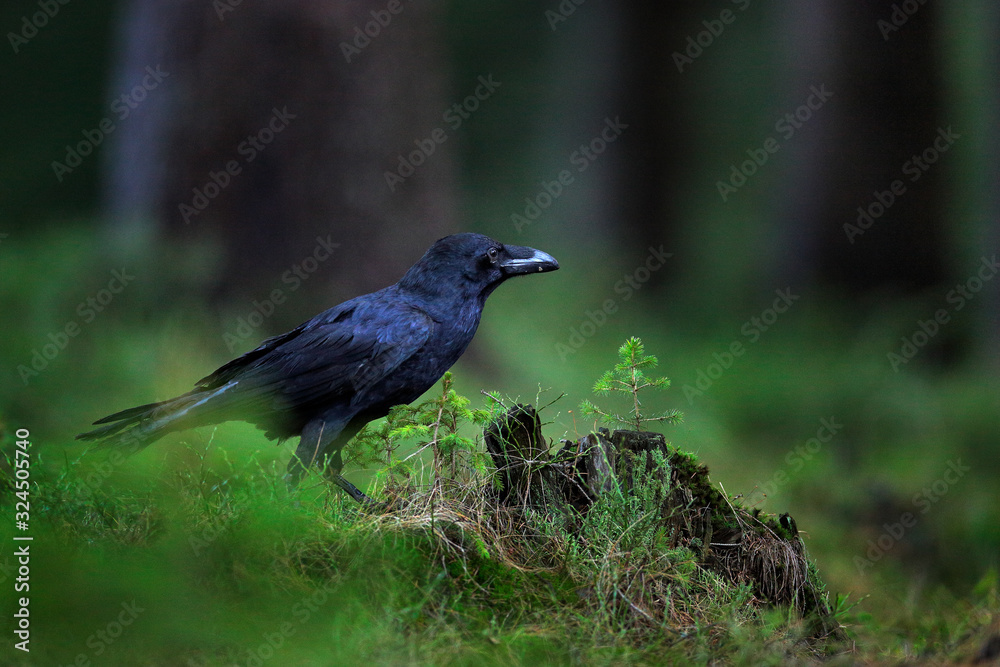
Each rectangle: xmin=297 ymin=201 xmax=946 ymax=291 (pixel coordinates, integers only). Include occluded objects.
xmin=328 ymin=472 xmax=383 ymax=509
xmin=284 ymin=458 xmax=382 ymax=509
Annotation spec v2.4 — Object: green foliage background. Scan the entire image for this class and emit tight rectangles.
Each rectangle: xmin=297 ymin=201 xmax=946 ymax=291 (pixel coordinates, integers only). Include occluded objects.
xmin=1 ymin=1 xmax=998 ymax=663
xmin=1 ymin=230 xmax=997 ymax=663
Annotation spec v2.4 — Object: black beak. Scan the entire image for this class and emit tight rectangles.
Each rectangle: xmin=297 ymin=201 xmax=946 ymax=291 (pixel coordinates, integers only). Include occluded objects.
xmin=499 ymin=245 xmax=560 ymax=276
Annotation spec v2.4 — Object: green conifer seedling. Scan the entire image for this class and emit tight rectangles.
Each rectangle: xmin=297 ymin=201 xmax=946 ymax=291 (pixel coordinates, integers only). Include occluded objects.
xmin=579 ymin=337 xmax=683 ymax=431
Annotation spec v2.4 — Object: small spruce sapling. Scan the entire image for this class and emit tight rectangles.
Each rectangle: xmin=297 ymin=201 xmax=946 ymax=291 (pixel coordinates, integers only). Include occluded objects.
xmin=424 ymin=372 xmax=490 ymax=478
xmin=348 ymin=372 xmax=492 ymax=487
xmin=580 ymin=337 xmax=683 ymax=432
xmin=347 ymin=403 xmax=421 ymax=488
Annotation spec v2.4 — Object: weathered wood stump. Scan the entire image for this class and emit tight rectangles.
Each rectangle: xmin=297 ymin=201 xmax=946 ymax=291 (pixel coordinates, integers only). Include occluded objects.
xmin=483 ymin=402 xmax=839 ymax=636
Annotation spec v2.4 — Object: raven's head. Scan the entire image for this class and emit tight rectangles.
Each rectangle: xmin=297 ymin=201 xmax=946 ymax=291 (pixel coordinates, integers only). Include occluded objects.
xmin=399 ymin=233 xmax=559 ymax=301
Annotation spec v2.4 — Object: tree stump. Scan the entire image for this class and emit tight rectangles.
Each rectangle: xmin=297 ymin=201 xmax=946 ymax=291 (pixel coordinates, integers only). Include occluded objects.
xmin=484 ymin=402 xmax=839 ymax=636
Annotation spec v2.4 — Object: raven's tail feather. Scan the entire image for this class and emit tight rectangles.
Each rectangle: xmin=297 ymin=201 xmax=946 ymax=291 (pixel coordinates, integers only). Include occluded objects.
xmin=76 ymin=400 xmax=178 ymax=452
xmin=91 ymin=401 xmax=167 ymax=425
xmin=76 ymin=382 xmax=237 ymax=451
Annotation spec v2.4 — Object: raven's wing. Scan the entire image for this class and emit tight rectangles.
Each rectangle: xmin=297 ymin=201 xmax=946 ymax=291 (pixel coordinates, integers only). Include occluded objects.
xmin=195 ymin=296 xmax=435 ymax=421
xmin=77 ymin=296 xmax=435 ymax=446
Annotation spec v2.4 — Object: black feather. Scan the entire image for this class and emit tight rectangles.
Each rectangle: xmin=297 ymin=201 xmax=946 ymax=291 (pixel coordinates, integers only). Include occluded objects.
xmin=77 ymin=233 xmax=559 ymax=496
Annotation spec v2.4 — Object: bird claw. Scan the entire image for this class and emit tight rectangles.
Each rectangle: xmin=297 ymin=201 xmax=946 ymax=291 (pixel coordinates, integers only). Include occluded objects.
xmin=328 ymin=472 xmax=382 ymax=509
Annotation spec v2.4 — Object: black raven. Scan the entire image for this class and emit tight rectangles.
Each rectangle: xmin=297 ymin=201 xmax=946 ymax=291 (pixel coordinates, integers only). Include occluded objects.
xmin=77 ymin=233 xmax=558 ymax=501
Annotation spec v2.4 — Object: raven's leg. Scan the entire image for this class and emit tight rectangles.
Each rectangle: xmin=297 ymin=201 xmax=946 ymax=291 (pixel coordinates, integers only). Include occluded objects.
xmin=321 ymin=448 xmax=377 ymax=505
xmin=285 ymin=419 xmax=377 ymax=506
xmin=284 ymin=418 xmax=339 ymax=489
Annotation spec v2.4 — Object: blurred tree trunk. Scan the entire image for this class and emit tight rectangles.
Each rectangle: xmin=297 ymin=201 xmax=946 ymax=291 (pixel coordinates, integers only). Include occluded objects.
xmin=617 ymin=3 xmax=704 ymax=285
xmin=614 ymin=2 xmax=962 ymax=328
xmin=105 ymin=0 xmax=455 ymax=315
xmin=530 ymin=1 xmax=697 ymax=281
xmin=774 ymin=1 xmax=947 ymax=296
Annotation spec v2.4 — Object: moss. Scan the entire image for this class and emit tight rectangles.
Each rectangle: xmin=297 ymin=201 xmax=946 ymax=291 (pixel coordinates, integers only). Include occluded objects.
xmin=595 ymin=427 xmax=839 ymax=637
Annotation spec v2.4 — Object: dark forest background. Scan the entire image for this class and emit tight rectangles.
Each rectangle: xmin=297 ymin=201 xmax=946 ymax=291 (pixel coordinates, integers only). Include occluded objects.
xmin=1 ymin=0 xmax=998 ymax=656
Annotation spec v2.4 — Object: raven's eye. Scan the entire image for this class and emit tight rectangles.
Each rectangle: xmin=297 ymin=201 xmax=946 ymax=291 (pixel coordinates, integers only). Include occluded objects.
xmin=486 ymin=247 xmax=500 ymax=263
